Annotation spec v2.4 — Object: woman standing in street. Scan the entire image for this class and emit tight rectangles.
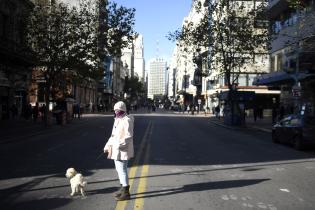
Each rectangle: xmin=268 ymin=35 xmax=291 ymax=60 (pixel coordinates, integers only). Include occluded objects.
xmin=104 ymin=101 xmax=134 ymax=201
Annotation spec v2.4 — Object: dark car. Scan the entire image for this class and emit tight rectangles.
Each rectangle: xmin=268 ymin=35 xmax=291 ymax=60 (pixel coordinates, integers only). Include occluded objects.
xmin=272 ymin=114 xmax=315 ymax=150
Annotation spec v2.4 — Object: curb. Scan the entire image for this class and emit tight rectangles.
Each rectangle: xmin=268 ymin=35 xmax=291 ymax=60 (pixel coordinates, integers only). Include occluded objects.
xmin=246 ymin=126 xmax=272 ymax=133
xmin=209 ymin=120 xmax=244 ymax=130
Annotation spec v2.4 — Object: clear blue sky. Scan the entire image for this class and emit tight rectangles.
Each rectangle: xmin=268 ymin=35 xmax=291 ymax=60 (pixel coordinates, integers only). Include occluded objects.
xmin=113 ymin=0 xmax=192 ymax=68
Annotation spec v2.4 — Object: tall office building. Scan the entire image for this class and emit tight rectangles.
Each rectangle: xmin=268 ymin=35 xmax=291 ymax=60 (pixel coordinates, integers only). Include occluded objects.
xmin=148 ymin=58 xmax=167 ymax=99
xmin=121 ymin=34 xmax=145 ymax=81
xmin=134 ymin=35 xmax=145 ymax=82
xmin=121 ymin=43 xmax=133 ymax=78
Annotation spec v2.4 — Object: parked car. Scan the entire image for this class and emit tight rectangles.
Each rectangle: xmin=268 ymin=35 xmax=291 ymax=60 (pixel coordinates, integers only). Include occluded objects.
xmin=272 ymin=114 xmax=315 ymax=150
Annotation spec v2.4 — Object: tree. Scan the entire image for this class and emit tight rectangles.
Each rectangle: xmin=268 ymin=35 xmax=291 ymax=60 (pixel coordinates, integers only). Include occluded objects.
xmin=26 ymin=0 xmax=136 ymax=125
xmin=124 ymin=76 xmax=145 ymax=104
xmin=168 ymin=0 xmax=269 ymax=125
xmin=98 ymin=0 xmax=136 ymax=59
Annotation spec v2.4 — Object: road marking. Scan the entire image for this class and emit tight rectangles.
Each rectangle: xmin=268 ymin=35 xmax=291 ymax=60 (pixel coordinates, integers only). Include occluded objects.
xmin=115 ymin=121 xmax=152 ymax=210
xmin=134 ymin=142 xmax=151 ymax=210
xmin=279 ymin=188 xmax=290 ymax=192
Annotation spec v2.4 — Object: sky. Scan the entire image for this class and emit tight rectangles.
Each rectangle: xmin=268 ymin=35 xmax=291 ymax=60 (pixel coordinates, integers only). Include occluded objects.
xmin=64 ymin=0 xmax=192 ymax=68
xmin=112 ymin=0 xmax=192 ymax=67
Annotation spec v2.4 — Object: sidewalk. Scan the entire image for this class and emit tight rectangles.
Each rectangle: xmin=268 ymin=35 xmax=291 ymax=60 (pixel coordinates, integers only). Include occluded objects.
xmin=0 ymin=109 xmax=149 ymax=144
xmin=170 ymin=110 xmax=273 ymax=133
xmin=209 ymin=115 xmax=273 ymax=133
xmin=0 ymin=116 xmax=90 ymax=144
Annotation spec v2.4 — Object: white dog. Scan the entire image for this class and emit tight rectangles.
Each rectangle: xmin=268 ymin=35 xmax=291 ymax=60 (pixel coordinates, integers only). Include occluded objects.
xmin=65 ymin=168 xmax=87 ymax=196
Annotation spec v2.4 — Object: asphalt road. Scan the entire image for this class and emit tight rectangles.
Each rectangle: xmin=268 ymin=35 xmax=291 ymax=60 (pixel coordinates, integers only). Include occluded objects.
xmin=1 ymin=112 xmax=315 ymax=210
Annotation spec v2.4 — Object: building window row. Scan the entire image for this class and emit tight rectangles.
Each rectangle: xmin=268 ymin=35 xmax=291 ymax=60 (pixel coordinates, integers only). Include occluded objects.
xmin=271 ymin=2 xmax=314 ymax=34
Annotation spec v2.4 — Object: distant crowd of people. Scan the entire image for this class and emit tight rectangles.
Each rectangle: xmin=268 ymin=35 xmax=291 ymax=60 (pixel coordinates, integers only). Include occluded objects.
xmin=9 ymin=102 xmax=47 ymax=122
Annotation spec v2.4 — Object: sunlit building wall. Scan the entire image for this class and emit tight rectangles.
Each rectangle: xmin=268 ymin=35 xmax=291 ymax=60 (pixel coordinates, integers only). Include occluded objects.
xmin=147 ymin=58 xmax=167 ymax=99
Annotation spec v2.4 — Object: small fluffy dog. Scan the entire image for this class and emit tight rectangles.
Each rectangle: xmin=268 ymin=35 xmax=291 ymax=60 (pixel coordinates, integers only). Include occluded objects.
xmin=65 ymin=168 xmax=87 ymax=196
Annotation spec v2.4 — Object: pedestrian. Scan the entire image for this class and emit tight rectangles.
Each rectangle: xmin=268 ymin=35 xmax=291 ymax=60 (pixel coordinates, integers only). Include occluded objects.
xmin=187 ymin=104 xmax=190 ymax=114
xmin=253 ymin=107 xmax=257 ymax=122
xmin=33 ymin=102 xmax=39 ymax=122
xmin=10 ymin=104 xmax=18 ymax=119
xmin=103 ymin=101 xmax=134 ymax=201
xmin=41 ymin=104 xmax=46 ymax=121
xmin=215 ymin=105 xmax=220 ymax=119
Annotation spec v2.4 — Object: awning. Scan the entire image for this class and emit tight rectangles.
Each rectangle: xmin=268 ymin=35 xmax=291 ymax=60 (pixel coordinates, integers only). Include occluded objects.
xmin=219 ymin=91 xmax=255 ymax=101
xmin=253 ymin=71 xmax=315 ymax=86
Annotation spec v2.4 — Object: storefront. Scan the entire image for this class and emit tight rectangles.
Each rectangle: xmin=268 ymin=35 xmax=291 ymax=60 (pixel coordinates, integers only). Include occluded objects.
xmin=254 ymin=71 xmax=315 ymax=116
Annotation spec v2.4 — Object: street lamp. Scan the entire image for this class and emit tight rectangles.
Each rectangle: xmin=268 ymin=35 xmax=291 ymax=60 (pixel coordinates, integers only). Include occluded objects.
xmin=192 ymin=49 xmax=203 ymax=103
xmin=183 ymin=59 xmax=187 ymax=106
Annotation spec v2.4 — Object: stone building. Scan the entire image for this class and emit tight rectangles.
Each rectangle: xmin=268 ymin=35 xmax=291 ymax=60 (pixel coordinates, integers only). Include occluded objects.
xmin=0 ymin=0 xmax=35 ymax=120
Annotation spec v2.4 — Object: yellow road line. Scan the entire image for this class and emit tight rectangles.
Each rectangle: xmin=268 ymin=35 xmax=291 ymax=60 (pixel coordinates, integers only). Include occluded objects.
xmin=115 ymin=121 xmax=152 ymax=210
xmin=134 ymin=142 xmax=150 ymax=210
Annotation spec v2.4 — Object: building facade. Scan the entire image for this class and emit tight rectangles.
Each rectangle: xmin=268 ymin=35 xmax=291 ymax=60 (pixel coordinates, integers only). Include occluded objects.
xmin=121 ymin=41 xmax=134 ymax=78
xmin=168 ymin=0 xmax=280 ymax=117
xmin=148 ymin=58 xmax=167 ymax=99
xmin=0 ymin=0 xmax=35 ymax=120
xmin=254 ymin=0 xmax=315 ymax=116
xmin=134 ymin=34 xmax=145 ymax=82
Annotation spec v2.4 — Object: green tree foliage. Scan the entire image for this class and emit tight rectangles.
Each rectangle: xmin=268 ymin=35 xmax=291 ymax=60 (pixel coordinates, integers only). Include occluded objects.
xmin=168 ymin=0 xmax=269 ymax=90
xmin=98 ymin=0 xmax=136 ymax=59
xmin=26 ymin=0 xmax=135 ymax=124
xmin=124 ymin=76 xmax=145 ymax=101
xmin=27 ymin=1 xmax=97 ymax=102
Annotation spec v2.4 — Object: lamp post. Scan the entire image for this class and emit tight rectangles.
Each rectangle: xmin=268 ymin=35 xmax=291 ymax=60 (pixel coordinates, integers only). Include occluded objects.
xmin=192 ymin=50 xmax=203 ymax=105
xmin=184 ymin=60 xmax=187 ymax=106
xmin=205 ymin=91 xmax=209 ymax=115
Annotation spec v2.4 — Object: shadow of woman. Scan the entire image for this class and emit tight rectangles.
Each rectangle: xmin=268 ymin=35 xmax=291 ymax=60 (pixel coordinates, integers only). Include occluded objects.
xmin=130 ymin=178 xmax=270 ymax=200
xmin=86 ymin=186 xmax=117 ymax=196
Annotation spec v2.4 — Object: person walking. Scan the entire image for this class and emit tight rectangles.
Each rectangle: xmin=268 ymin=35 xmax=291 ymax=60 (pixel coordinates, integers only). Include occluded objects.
xmin=32 ymin=102 xmax=39 ymax=123
xmin=215 ymin=105 xmax=220 ymax=119
xmin=104 ymin=101 xmax=134 ymax=201
xmin=186 ymin=104 xmax=190 ymax=114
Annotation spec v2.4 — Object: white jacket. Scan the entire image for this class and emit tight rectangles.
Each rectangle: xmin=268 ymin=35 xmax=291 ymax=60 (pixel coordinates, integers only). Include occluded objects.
xmin=104 ymin=115 xmax=134 ymax=160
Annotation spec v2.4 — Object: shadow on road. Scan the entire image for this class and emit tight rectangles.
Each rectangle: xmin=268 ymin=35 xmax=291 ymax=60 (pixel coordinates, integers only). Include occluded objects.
xmin=131 ymin=159 xmax=315 ymax=181
xmin=3 ymin=197 xmax=72 ymax=210
xmin=1 ymin=114 xmax=314 ymax=209
xmin=86 ymin=186 xmax=116 ymax=196
xmin=130 ymin=179 xmax=270 ymax=200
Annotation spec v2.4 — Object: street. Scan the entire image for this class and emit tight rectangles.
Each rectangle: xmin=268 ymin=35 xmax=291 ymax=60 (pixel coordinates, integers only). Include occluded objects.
xmin=1 ymin=111 xmax=315 ymax=210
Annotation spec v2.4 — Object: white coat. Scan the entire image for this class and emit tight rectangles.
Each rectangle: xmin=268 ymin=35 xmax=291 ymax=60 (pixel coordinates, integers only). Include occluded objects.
xmin=104 ymin=114 xmax=134 ymax=160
